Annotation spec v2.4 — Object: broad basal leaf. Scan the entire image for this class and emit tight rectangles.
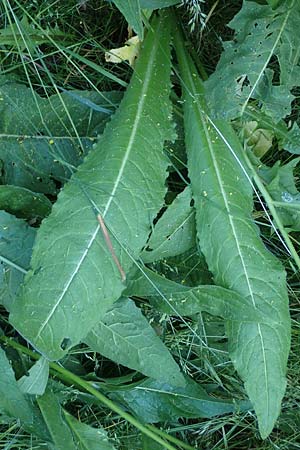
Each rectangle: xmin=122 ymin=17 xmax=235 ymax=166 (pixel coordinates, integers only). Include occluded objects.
xmin=0 ymin=80 xmax=119 ymax=194
xmin=84 ymin=297 xmax=184 ymax=386
xmin=111 ymin=377 xmax=249 ymax=423
xmin=205 ymin=0 xmax=300 ymax=121
xmin=141 ymin=186 xmax=196 ymax=263
xmin=10 ymin=13 xmax=174 ymax=360
xmin=64 ymin=411 xmax=116 ymax=450
xmin=0 ymin=211 xmax=36 ymax=311
xmin=0 ymin=348 xmax=50 ymax=441
xmin=174 ymin=24 xmax=290 ymax=438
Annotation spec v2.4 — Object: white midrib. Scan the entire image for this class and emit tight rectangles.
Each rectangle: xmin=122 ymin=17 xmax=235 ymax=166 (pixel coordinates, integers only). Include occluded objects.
xmin=35 ymin=30 xmax=160 ymax=340
xmin=202 ymin=113 xmax=269 ymax=417
xmin=184 ymin=62 xmax=269 ymax=416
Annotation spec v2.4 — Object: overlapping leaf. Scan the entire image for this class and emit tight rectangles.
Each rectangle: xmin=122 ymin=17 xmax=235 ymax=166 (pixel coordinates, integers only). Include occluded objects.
xmin=205 ymin=0 xmax=300 ymax=121
xmin=10 ymin=13 xmax=174 ymax=360
xmin=84 ymin=297 xmax=184 ymax=386
xmin=0 ymin=348 xmax=50 ymax=441
xmin=111 ymin=1 xmax=143 ymax=39
xmin=259 ymin=158 xmax=300 ymax=231
xmin=64 ymin=411 xmax=116 ymax=450
xmin=141 ymin=187 xmax=196 ymax=263
xmin=174 ymin=22 xmax=290 ymax=438
xmin=0 ymin=211 xmax=36 ymax=311
xmin=126 ymin=267 xmax=270 ymax=322
xmin=18 ymin=357 xmax=49 ymax=396
xmin=0 ymin=80 xmax=119 ymax=194
xmin=111 ymin=377 xmax=249 ymax=423
xmin=37 ymin=389 xmax=75 ymax=450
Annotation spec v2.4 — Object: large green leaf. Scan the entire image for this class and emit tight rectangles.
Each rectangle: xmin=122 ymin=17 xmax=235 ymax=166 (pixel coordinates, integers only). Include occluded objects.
xmin=141 ymin=186 xmax=196 ymax=263
xmin=0 ymin=348 xmax=50 ymax=441
xmin=84 ymin=297 xmax=184 ymax=386
xmin=0 ymin=80 xmax=119 ymax=194
xmin=174 ymin=23 xmax=290 ymax=438
xmin=0 ymin=211 xmax=36 ymax=311
xmin=10 ymin=13 xmax=174 ymax=360
xmin=111 ymin=377 xmax=249 ymax=423
xmin=64 ymin=411 xmax=116 ymax=450
xmin=205 ymin=0 xmax=300 ymax=121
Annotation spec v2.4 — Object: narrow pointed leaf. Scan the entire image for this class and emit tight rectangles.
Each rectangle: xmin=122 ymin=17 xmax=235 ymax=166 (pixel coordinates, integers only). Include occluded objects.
xmin=18 ymin=357 xmax=49 ymax=396
xmin=37 ymin=389 xmax=75 ymax=450
xmin=111 ymin=377 xmax=249 ymax=423
xmin=126 ymin=268 xmax=267 ymax=322
xmin=141 ymin=186 xmax=196 ymax=263
xmin=0 ymin=348 xmax=50 ymax=441
xmin=111 ymin=1 xmax=143 ymax=40
xmin=10 ymin=13 xmax=174 ymax=360
xmin=174 ymin=23 xmax=290 ymax=438
xmin=64 ymin=411 xmax=116 ymax=450
xmin=84 ymin=298 xmax=185 ymax=386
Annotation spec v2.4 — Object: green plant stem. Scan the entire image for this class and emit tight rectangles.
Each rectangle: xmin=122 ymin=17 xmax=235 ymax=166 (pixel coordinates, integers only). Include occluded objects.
xmin=0 ymin=255 xmax=28 ymax=274
xmin=0 ymin=336 xmax=181 ymax=450
xmin=244 ymin=153 xmax=300 ymax=271
xmin=273 ymin=201 xmax=300 ymax=210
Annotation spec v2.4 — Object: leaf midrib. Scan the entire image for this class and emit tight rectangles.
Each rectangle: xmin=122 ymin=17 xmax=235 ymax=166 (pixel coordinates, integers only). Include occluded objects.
xmin=35 ymin=23 xmax=162 ymax=340
xmin=240 ymin=1 xmax=293 ymax=115
xmin=90 ymin=318 xmax=155 ymax=355
xmin=184 ymin=64 xmax=270 ymax=416
xmin=201 ymin=112 xmax=269 ymax=415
